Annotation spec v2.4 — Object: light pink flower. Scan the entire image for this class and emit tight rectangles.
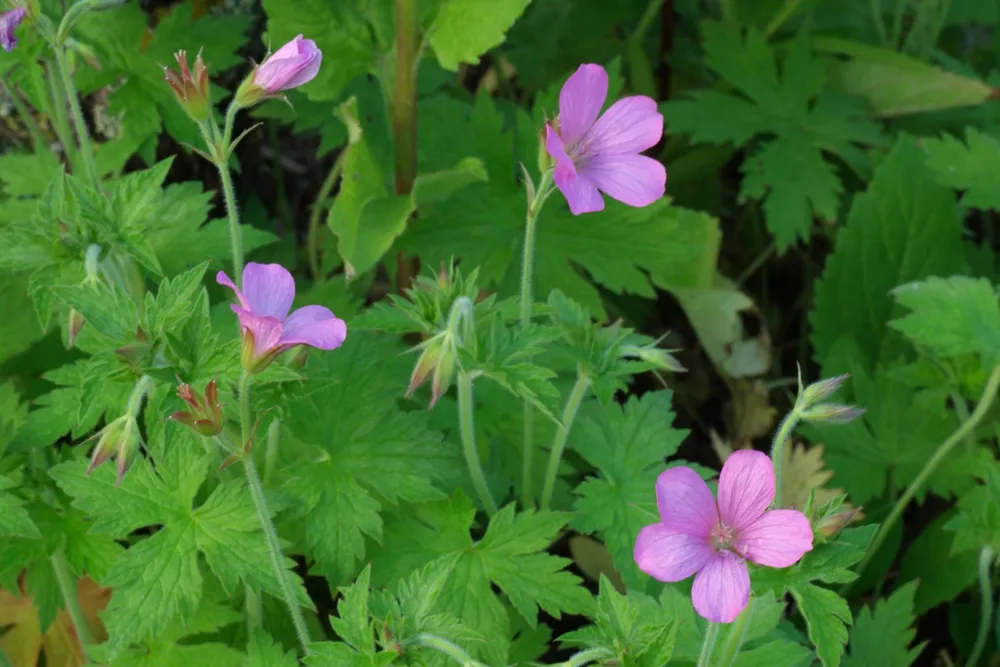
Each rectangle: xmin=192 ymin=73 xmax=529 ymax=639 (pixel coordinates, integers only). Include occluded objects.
xmin=545 ymin=63 xmax=666 ymax=215
xmin=254 ymin=34 xmax=321 ymax=93
xmin=217 ymin=263 xmax=347 ymax=373
xmin=633 ymin=450 xmax=813 ymax=623
xmin=1 ymin=7 xmax=27 ymax=52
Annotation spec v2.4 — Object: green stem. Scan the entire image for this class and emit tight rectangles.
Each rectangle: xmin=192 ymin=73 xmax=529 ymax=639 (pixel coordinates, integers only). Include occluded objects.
xmin=409 ymin=633 xmax=488 ymax=666
xmin=562 ymin=647 xmax=614 ymax=667
xmin=856 ymin=364 xmax=1000 ymax=576
xmin=54 ymin=46 xmax=100 ymax=187
xmin=871 ymin=0 xmax=888 ymax=44
xmin=540 ymin=365 xmax=591 ymax=510
xmin=764 ymin=0 xmax=805 ymax=38
xmin=126 ymin=375 xmax=152 ymax=417
xmin=890 ymin=0 xmax=907 ymax=48
xmin=633 ymin=0 xmax=665 ymax=40
xmin=391 ymin=0 xmax=419 ymax=196
xmin=216 ymin=150 xmax=243 ymax=286
xmin=0 ymin=77 xmax=46 ymax=150
xmin=457 ymin=372 xmax=498 ymax=516
xmin=519 ymin=168 xmax=555 ymax=509
xmin=263 ymin=417 xmax=280 ymax=486
xmin=238 ymin=372 xmax=312 ymax=652
xmin=51 ymin=550 xmax=92 ymax=653
xmin=696 ymin=621 xmax=721 ymax=667
xmin=46 ymin=59 xmax=79 ymax=175
xmin=965 ymin=546 xmax=995 ymax=667
xmin=307 ymin=150 xmax=346 ymax=282
xmin=768 ymin=410 xmax=800 ymax=509
xmin=716 ymin=602 xmax=752 ymax=667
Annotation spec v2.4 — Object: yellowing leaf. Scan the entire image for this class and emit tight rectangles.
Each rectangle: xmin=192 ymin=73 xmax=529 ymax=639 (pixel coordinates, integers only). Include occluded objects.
xmin=781 ymin=443 xmax=860 ymax=520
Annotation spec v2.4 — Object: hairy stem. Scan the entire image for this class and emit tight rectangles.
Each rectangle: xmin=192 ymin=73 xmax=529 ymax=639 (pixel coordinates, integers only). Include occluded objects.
xmin=857 ymin=364 xmax=1000 ymax=576
xmin=457 ymin=372 xmax=498 ymax=515
xmin=263 ymin=417 xmax=280 ymax=486
xmin=519 ymin=168 xmax=555 ymax=509
xmin=53 ymin=47 xmax=99 ymax=187
xmin=716 ymin=602 xmax=752 ymax=667
xmin=966 ymin=547 xmax=995 ymax=667
xmin=696 ymin=621 xmax=720 ymax=667
xmin=217 ymin=154 xmax=243 ymax=286
xmin=238 ymin=372 xmax=311 ymax=651
xmin=45 ymin=60 xmax=78 ymax=173
xmin=768 ymin=410 xmax=800 ymax=509
xmin=51 ymin=550 xmax=92 ymax=654
xmin=409 ymin=633 xmax=488 ymax=666
xmin=540 ymin=365 xmax=591 ymax=510
xmin=764 ymin=0 xmax=805 ymax=37
xmin=307 ymin=150 xmax=346 ymax=282
xmin=562 ymin=647 xmax=615 ymax=667
xmin=392 ymin=0 xmax=420 ymax=291
xmin=0 ymin=77 xmax=46 ymax=150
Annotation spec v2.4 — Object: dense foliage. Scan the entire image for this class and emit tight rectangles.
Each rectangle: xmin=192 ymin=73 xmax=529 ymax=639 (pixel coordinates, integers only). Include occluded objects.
xmin=1 ymin=0 xmax=999 ymax=665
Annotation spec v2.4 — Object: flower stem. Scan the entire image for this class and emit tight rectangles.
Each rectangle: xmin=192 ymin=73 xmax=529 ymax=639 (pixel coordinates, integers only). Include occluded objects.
xmin=392 ymin=0 xmax=419 ymax=196
xmin=716 ymin=602 xmax=752 ymax=667
xmin=51 ymin=549 xmax=92 ymax=654
xmin=561 ymin=647 xmax=614 ymax=667
xmin=53 ymin=46 xmax=100 ymax=188
xmin=696 ymin=621 xmax=720 ymax=667
xmin=45 ymin=60 xmax=78 ymax=172
xmin=217 ymin=156 xmax=243 ymax=287
xmin=457 ymin=372 xmax=498 ymax=515
xmin=540 ymin=365 xmax=590 ymax=510
xmin=237 ymin=372 xmax=311 ymax=652
xmin=519 ymin=167 xmax=555 ymax=509
xmin=307 ymin=150 xmax=346 ymax=282
xmin=408 ymin=633 xmax=488 ymax=666
xmin=966 ymin=546 xmax=995 ymax=667
xmin=768 ymin=410 xmax=800 ymax=509
xmin=857 ymin=364 xmax=1000 ymax=577
xmin=0 ymin=77 xmax=46 ymax=151
xmin=263 ymin=417 xmax=280 ymax=486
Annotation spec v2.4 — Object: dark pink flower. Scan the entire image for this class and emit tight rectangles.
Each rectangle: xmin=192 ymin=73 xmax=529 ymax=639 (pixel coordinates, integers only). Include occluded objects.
xmin=545 ymin=63 xmax=666 ymax=215
xmin=254 ymin=35 xmax=321 ymax=92
xmin=634 ymin=451 xmax=813 ymax=623
xmin=1 ymin=7 xmax=27 ymax=52
xmin=217 ymin=263 xmax=347 ymax=373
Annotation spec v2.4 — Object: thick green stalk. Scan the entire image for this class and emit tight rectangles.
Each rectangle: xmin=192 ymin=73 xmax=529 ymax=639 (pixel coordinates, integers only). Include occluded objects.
xmin=966 ymin=546 xmax=995 ymax=667
xmin=237 ymin=372 xmax=311 ymax=651
xmin=519 ymin=168 xmax=555 ymax=509
xmin=764 ymin=0 xmax=805 ymax=37
xmin=53 ymin=47 xmax=100 ymax=187
xmin=457 ymin=372 xmax=498 ymax=515
xmin=540 ymin=366 xmax=590 ymax=510
xmin=217 ymin=154 xmax=243 ymax=286
xmin=263 ymin=417 xmax=280 ymax=486
xmin=561 ymin=648 xmax=614 ymax=667
xmin=857 ymin=365 xmax=1000 ymax=576
xmin=409 ymin=633 xmax=488 ymax=666
xmin=768 ymin=411 xmax=800 ymax=508
xmin=307 ymin=151 xmax=346 ymax=282
xmin=696 ymin=621 xmax=720 ymax=667
xmin=0 ymin=77 xmax=46 ymax=150
xmin=46 ymin=60 xmax=80 ymax=176
xmin=51 ymin=549 xmax=92 ymax=655
xmin=392 ymin=0 xmax=419 ymax=196
xmin=716 ymin=602 xmax=752 ymax=667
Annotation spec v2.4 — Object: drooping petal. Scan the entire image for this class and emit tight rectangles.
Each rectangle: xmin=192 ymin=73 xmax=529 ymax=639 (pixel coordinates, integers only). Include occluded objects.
xmin=558 ymin=64 xmax=608 ymax=144
xmin=216 ymin=270 xmax=250 ymax=309
xmin=691 ymin=552 xmax=751 ymax=623
xmin=553 ymin=166 xmax=604 ymax=215
xmin=0 ymin=7 xmax=27 ymax=53
xmin=585 ymin=95 xmax=663 ymax=155
xmin=278 ymin=305 xmax=348 ymax=351
xmin=545 ymin=125 xmax=576 ymax=178
xmin=717 ymin=450 xmax=775 ymax=531
xmin=736 ymin=509 xmax=814 ymax=568
xmin=254 ymin=35 xmax=322 ymax=93
xmin=240 ymin=263 xmax=296 ymax=320
xmin=654 ymin=466 xmax=718 ymax=537
xmin=233 ymin=306 xmax=283 ymax=358
xmin=579 ymin=154 xmax=665 ymax=208
xmin=634 ymin=524 xmax=714 ymax=582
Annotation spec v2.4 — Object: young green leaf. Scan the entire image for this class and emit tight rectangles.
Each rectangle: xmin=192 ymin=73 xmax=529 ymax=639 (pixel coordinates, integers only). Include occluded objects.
xmin=0 ymin=476 xmax=40 ymax=539
xmin=428 ymin=0 xmax=532 ymax=70
xmin=245 ymin=632 xmax=298 ymax=667
xmin=923 ymin=127 xmax=1000 ymax=211
xmin=842 ymin=581 xmax=925 ymax=667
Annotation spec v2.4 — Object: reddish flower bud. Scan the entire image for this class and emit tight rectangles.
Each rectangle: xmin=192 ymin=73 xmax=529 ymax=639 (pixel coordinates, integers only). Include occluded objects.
xmin=168 ymin=380 xmax=223 ymax=436
xmin=164 ymin=49 xmax=211 ymax=124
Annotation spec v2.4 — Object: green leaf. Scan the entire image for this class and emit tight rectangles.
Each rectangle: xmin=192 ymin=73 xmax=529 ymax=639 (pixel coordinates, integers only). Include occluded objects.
xmin=0 ymin=276 xmax=43 ymax=371
xmin=810 ymin=136 xmax=966 ymax=371
xmin=790 ymin=584 xmax=851 ymax=667
xmin=843 ymin=581 xmax=925 ymax=667
xmin=147 ymin=262 xmax=210 ymax=337
xmin=571 ymin=391 xmax=688 ymax=589
xmin=412 ymin=157 xmax=489 ymax=208
xmin=246 ymin=633 xmax=298 ymax=667
xmin=331 ymin=565 xmax=374 ymax=654
xmin=328 ymin=98 xmax=415 ymax=279
xmin=946 ymin=463 xmax=1000 ymax=553
xmin=890 ymin=276 xmax=1000 ymax=365
xmin=0 ymin=476 xmax=40 ymax=539
xmin=923 ymin=128 xmax=1000 ymax=212
xmin=733 ymin=641 xmax=815 ymax=667
xmin=664 ymin=24 xmax=882 ymax=249
xmin=304 ymin=643 xmax=397 ymax=667
xmin=262 ymin=0 xmax=375 ymax=102
xmin=429 ymin=0 xmax=533 ymax=70
xmin=899 ymin=513 xmax=979 ymax=613
xmin=52 ymin=281 xmax=140 ymax=345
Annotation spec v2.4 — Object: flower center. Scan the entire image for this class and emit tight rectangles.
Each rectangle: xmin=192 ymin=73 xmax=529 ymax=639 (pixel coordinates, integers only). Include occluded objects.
xmin=709 ymin=522 xmax=736 ymax=552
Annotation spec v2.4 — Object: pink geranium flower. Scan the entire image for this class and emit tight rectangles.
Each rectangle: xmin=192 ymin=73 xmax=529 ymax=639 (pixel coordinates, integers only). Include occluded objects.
xmin=1 ymin=7 xmax=27 ymax=52
xmin=217 ymin=263 xmax=347 ymax=373
xmin=634 ymin=450 xmax=813 ymax=623
xmin=545 ymin=63 xmax=666 ymax=215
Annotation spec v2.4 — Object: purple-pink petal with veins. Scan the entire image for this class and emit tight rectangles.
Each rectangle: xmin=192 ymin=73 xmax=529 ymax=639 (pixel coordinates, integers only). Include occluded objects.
xmin=553 ymin=168 xmax=604 ymax=215
xmin=557 ymin=64 xmax=607 ymax=144
xmin=691 ymin=551 xmax=751 ymax=623
xmin=0 ymin=7 xmax=26 ymax=52
xmin=216 ymin=270 xmax=250 ymax=309
xmin=736 ymin=509 xmax=814 ymax=568
xmin=240 ymin=263 xmax=296 ymax=320
xmin=278 ymin=305 xmax=347 ymax=351
xmin=584 ymin=95 xmax=663 ymax=155
xmin=717 ymin=450 xmax=775 ymax=531
xmin=654 ymin=466 xmax=717 ymax=537
xmin=634 ymin=524 xmax=714 ymax=582
xmin=580 ymin=154 xmax=666 ymax=209
xmin=254 ymin=35 xmax=322 ymax=93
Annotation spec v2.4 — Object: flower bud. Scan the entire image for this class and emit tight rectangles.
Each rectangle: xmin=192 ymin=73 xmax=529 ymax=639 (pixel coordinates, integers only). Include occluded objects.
xmin=86 ymin=415 xmax=143 ymax=486
xmin=817 ymin=506 xmax=863 ymax=539
xmin=233 ymin=35 xmax=321 ymax=109
xmin=800 ymin=403 xmax=865 ymax=425
xmin=621 ymin=343 xmax=686 ymax=373
xmin=799 ymin=373 xmax=849 ymax=409
xmin=537 ymin=125 xmax=554 ymax=174
xmin=67 ymin=308 xmax=85 ymax=349
xmin=169 ymin=380 xmax=223 ymax=436
xmin=240 ymin=328 xmax=284 ymax=374
xmin=430 ymin=346 xmax=455 ymax=409
xmin=164 ymin=49 xmax=211 ymax=124
xmin=407 ymin=336 xmax=445 ymax=399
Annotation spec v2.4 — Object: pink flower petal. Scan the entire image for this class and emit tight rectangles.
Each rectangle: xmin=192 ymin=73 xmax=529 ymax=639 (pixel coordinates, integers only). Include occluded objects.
xmin=736 ymin=509 xmax=814 ymax=568
xmin=585 ymin=95 xmax=663 ymax=155
xmin=691 ymin=552 xmax=750 ymax=623
xmin=717 ymin=450 xmax=775 ymax=531
xmin=654 ymin=466 xmax=718 ymax=537
xmin=545 ymin=125 xmax=576 ymax=178
xmin=255 ymin=35 xmax=322 ymax=92
xmin=0 ymin=7 xmax=26 ymax=52
xmin=279 ymin=305 xmax=348 ymax=351
xmin=241 ymin=263 xmax=296 ymax=320
xmin=558 ymin=64 xmax=608 ymax=145
xmin=553 ymin=167 xmax=604 ymax=215
xmin=634 ymin=524 xmax=713 ymax=582
xmin=234 ymin=307 xmax=283 ymax=359
xmin=216 ymin=270 xmax=249 ymax=309
xmin=578 ymin=154 xmax=665 ymax=208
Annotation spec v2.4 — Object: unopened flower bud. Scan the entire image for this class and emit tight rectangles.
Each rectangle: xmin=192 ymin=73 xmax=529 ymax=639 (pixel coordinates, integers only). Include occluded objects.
xmin=233 ymin=35 xmax=321 ymax=109
xmin=537 ymin=125 xmax=554 ymax=174
xmin=407 ymin=336 xmax=445 ymax=400
xmin=169 ymin=380 xmax=223 ymax=436
xmin=817 ymin=506 xmax=863 ymax=539
xmin=86 ymin=415 xmax=143 ymax=486
xmin=800 ymin=373 xmax=850 ymax=409
xmin=622 ymin=343 xmax=686 ymax=373
xmin=800 ymin=403 xmax=866 ymax=425
xmin=164 ymin=49 xmax=211 ymax=124
xmin=67 ymin=308 xmax=85 ymax=349
xmin=430 ymin=346 xmax=455 ymax=409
